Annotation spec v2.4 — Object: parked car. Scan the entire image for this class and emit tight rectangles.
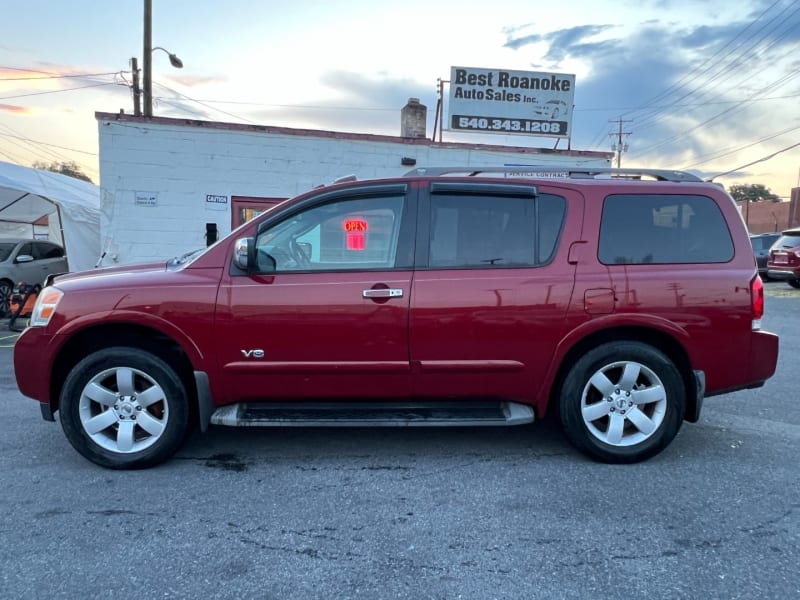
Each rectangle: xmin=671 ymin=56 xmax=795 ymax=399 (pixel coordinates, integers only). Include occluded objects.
xmin=750 ymin=232 xmax=781 ymax=279
xmin=0 ymin=239 xmax=68 ymax=316
xmin=13 ymin=166 xmax=779 ymax=469
xmin=767 ymin=227 xmax=800 ymax=288
xmin=533 ymin=99 xmax=568 ymax=119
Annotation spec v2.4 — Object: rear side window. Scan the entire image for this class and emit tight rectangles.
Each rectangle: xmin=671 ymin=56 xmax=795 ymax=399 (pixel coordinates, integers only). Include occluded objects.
xmin=599 ymin=194 xmax=733 ymax=265
xmin=428 ymin=193 xmax=566 ymax=268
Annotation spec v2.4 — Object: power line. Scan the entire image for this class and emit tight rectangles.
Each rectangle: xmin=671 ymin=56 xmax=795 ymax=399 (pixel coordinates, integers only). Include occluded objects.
xmin=630 ymin=67 xmax=800 ymax=157
xmin=628 ymin=1 xmax=800 ymax=131
xmin=683 ymin=124 xmax=800 ymax=168
xmin=0 ymin=132 xmax=97 ymax=156
xmin=623 ymin=0 xmax=787 ymax=119
xmin=710 ymin=140 xmax=800 ymax=179
xmin=151 ymin=80 xmax=257 ymax=124
xmin=0 ymin=81 xmax=122 ymax=101
xmin=0 ymin=71 xmax=122 ymax=81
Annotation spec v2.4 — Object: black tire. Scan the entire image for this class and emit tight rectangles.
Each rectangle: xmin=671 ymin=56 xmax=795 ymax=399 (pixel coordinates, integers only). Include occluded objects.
xmin=59 ymin=347 xmax=189 ymax=469
xmin=788 ymin=279 xmax=800 ymax=289
xmin=558 ymin=341 xmax=685 ymax=464
xmin=0 ymin=279 xmax=12 ymax=317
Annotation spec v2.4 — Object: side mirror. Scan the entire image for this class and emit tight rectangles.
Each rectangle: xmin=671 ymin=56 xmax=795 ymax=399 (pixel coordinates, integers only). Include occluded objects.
xmin=15 ymin=254 xmax=34 ymax=264
xmin=234 ymin=237 xmax=276 ymax=273
xmin=234 ymin=238 xmax=254 ymax=271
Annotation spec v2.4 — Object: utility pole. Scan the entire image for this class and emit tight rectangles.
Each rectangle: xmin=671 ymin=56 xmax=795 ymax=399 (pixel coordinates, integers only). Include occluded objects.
xmin=143 ymin=0 xmax=153 ymax=117
xmin=131 ymin=57 xmax=141 ymax=116
xmin=609 ymin=117 xmax=632 ymax=168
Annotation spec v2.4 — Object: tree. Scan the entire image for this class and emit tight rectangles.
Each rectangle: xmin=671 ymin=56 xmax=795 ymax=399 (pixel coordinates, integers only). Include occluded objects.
xmin=32 ymin=161 xmax=93 ymax=184
xmin=728 ymin=183 xmax=780 ymax=203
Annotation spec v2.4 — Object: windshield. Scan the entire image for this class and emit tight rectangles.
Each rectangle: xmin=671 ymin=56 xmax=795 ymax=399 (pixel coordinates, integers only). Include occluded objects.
xmin=0 ymin=242 xmax=16 ymax=262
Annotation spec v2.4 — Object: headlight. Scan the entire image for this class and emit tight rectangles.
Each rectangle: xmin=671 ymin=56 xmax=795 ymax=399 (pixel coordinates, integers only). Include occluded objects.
xmin=30 ymin=287 xmax=63 ymax=327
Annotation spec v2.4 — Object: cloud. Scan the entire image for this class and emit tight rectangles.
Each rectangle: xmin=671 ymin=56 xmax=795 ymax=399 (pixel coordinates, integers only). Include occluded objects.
xmin=164 ymin=74 xmax=229 ymax=88
xmin=241 ymin=70 xmax=435 ymax=135
xmin=504 ymin=24 xmax=615 ymax=52
xmin=0 ymin=104 xmax=30 ymax=114
xmin=500 ymin=10 xmax=800 ymax=172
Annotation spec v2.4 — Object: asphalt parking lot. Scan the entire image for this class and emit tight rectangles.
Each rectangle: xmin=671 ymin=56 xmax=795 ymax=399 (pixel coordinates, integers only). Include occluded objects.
xmin=1 ymin=283 xmax=798 ymax=599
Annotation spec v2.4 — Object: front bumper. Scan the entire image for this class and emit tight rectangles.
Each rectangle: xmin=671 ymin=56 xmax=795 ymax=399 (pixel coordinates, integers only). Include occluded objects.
xmin=13 ymin=326 xmax=56 ymax=408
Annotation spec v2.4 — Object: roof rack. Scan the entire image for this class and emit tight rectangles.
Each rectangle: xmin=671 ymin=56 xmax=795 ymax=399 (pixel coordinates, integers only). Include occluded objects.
xmin=403 ymin=166 xmax=704 ymax=183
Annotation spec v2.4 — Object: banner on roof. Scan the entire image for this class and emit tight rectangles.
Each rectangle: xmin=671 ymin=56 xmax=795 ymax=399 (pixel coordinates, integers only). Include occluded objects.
xmin=448 ymin=66 xmax=575 ymax=138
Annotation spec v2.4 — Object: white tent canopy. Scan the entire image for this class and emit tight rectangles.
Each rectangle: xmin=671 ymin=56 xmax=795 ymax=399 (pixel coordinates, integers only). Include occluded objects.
xmin=0 ymin=160 xmax=101 ymax=272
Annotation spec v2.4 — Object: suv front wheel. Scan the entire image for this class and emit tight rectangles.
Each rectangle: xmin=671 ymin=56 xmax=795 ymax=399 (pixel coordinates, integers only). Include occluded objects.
xmin=559 ymin=341 xmax=685 ymax=463
xmin=59 ymin=347 xmax=190 ymax=469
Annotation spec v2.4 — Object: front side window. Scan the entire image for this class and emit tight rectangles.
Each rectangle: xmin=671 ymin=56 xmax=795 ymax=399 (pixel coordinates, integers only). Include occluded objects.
xmin=17 ymin=242 xmax=33 ymax=260
xmin=254 ymin=195 xmax=405 ymax=272
xmin=599 ymin=194 xmax=734 ymax=265
xmin=428 ymin=193 xmax=566 ymax=268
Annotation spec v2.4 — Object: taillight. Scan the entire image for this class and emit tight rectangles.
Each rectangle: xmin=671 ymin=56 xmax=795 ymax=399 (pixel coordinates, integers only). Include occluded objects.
xmin=751 ymin=275 xmax=764 ymax=329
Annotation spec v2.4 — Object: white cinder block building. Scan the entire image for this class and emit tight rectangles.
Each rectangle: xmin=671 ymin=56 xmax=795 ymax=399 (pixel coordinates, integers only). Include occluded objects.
xmin=96 ymin=102 xmax=611 ymax=265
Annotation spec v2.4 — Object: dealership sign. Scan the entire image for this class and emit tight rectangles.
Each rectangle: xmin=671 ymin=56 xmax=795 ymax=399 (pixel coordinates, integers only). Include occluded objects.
xmin=448 ymin=66 xmax=576 ymax=138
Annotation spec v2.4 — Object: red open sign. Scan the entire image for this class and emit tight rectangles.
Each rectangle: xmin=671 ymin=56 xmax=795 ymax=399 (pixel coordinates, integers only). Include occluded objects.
xmin=344 ymin=218 xmax=368 ymax=232
xmin=344 ymin=218 xmax=367 ymax=251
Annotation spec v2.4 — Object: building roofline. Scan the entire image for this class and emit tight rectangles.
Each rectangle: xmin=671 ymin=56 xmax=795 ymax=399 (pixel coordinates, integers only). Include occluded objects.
xmin=95 ymin=112 xmax=613 ymax=159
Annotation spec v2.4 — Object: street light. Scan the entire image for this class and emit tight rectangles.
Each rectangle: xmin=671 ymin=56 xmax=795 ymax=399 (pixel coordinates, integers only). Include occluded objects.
xmin=142 ymin=0 xmax=183 ymax=117
xmin=153 ymin=46 xmax=183 ymax=69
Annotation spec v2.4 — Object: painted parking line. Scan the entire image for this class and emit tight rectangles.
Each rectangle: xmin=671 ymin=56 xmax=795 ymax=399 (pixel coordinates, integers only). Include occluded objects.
xmin=0 ymin=332 xmax=20 ymax=348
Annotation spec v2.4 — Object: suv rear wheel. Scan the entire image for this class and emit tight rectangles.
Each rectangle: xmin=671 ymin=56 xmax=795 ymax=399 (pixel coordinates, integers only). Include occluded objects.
xmin=559 ymin=341 xmax=685 ymax=463
xmin=59 ymin=347 xmax=189 ymax=469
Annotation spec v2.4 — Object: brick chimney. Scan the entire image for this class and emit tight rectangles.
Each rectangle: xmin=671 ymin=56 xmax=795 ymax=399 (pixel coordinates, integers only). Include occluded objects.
xmin=401 ymin=98 xmax=427 ymax=138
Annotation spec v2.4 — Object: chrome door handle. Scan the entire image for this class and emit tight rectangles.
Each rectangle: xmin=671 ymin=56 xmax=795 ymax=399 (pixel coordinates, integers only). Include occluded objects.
xmin=362 ymin=288 xmax=404 ymax=298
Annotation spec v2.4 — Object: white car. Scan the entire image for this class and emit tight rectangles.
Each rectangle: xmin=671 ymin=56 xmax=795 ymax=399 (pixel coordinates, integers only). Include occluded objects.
xmin=0 ymin=239 xmax=68 ymax=315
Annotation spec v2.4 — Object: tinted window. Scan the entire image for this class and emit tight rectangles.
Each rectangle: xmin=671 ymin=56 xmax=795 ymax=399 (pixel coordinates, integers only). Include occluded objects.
xmin=255 ymin=195 xmax=405 ymax=272
xmin=599 ymin=194 xmax=733 ymax=265
xmin=773 ymin=232 xmax=800 ymax=249
xmin=17 ymin=242 xmax=33 ymax=259
xmin=37 ymin=242 xmax=65 ymax=259
xmin=428 ymin=193 xmax=566 ymax=268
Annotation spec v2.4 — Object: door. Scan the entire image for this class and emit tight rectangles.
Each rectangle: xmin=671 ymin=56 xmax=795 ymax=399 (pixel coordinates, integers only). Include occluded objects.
xmin=13 ymin=242 xmax=49 ymax=285
xmin=216 ymin=184 xmax=416 ymax=402
xmin=231 ymin=196 xmax=286 ymax=228
xmin=409 ymin=182 xmax=581 ymax=403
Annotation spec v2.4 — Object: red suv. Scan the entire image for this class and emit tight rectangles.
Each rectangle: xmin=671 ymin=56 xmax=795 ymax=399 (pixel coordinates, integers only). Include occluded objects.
xmin=767 ymin=227 xmax=800 ymax=288
xmin=13 ymin=167 xmax=779 ymax=468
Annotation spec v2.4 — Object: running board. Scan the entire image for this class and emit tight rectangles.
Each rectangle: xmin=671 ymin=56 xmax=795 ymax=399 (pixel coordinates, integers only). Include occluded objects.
xmin=209 ymin=401 xmax=535 ymax=428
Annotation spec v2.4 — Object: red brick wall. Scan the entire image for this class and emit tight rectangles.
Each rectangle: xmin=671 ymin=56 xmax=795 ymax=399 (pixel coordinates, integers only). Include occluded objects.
xmin=735 ymin=191 xmax=800 ymax=233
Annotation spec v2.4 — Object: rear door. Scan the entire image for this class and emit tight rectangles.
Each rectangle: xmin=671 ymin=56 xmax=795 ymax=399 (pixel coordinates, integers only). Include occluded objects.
xmin=216 ymin=183 xmax=417 ymax=401
xmin=33 ymin=241 xmax=68 ymax=278
xmin=409 ymin=181 xmax=581 ymax=403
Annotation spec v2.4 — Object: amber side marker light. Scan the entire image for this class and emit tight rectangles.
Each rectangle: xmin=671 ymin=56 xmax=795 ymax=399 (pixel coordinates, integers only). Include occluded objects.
xmin=30 ymin=287 xmax=63 ymax=327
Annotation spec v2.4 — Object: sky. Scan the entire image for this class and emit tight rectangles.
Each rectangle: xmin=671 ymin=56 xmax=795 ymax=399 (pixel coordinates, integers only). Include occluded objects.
xmin=1 ymin=0 xmax=799 ymax=197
